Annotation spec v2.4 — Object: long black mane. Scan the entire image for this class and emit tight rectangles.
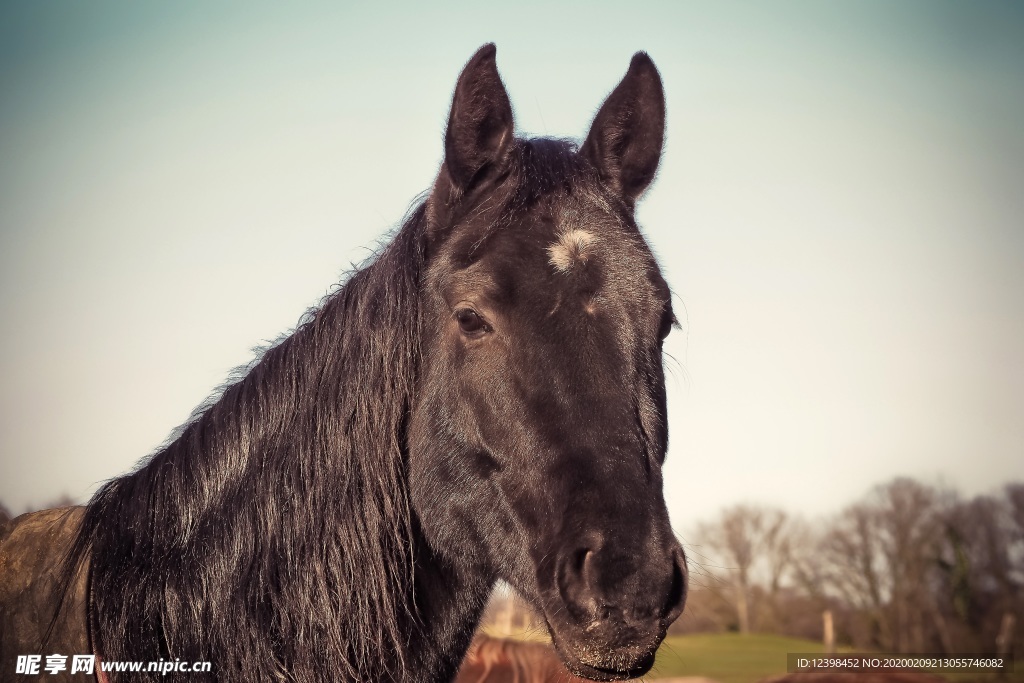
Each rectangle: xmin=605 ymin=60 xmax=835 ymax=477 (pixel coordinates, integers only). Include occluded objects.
xmin=63 ymin=205 xmax=428 ymax=681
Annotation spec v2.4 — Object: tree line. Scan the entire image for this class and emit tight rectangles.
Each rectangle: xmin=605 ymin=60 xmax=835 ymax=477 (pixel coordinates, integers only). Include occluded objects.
xmin=678 ymin=477 xmax=1022 ymax=655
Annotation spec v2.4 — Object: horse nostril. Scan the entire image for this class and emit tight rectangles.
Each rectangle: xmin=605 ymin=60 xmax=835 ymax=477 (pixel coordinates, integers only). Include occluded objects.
xmin=557 ymin=546 xmax=600 ymax=621
xmin=661 ymin=546 xmax=688 ymax=622
xmin=580 ymin=548 xmax=596 ymax=588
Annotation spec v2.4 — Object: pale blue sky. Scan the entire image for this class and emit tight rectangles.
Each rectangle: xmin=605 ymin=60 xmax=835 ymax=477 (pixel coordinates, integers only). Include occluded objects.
xmin=2 ymin=2 xmax=1022 ymax=530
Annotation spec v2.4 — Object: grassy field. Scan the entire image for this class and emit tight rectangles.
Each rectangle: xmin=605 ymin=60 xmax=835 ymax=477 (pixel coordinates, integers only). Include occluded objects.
xmin=646 ymin=633 xmax=1023 ymax=683
xmin=647 ymin=633 xmax=826 ymax=682
xmin=474 ymin=626 xmax=1022 ymax=683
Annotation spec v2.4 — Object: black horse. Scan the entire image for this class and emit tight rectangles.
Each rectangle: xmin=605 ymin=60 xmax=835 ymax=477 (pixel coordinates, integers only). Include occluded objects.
xmin=0 ymin=44 xmax=686 ymax=682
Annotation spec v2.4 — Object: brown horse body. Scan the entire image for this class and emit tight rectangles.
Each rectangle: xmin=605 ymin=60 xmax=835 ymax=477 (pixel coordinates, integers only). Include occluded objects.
xmin=0 ymin=509 xmax=88 ymax=681
xmin=456 ymin=636 xmax=590 ymax=683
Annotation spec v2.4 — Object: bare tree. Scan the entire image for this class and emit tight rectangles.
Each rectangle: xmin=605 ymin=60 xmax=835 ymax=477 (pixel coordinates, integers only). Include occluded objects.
xmin=693 ymin=505 xmax=756 ymax=632
xmin=815 ymin=479 xmax=946 ymax=651
xmin=876 ymin=478 xmax=941 ymax=652
xmin=693 ymin=504 xmax=801 ymax=633
xmin=819 ymin=501 xmax=890 ymax=647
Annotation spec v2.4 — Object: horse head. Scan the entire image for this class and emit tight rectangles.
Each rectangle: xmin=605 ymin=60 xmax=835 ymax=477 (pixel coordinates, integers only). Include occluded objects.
xmin=409 ymin=45 xmax=687 ymax=681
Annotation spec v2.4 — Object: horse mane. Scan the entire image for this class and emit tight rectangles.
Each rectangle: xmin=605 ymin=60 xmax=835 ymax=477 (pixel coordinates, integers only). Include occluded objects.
xmin=61 ymin=204 xmax=428 ymax=681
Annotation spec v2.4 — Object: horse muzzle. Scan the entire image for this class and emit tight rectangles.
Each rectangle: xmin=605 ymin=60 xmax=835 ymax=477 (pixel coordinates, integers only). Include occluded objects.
xmin=538 ymin=540 xmax=688 ymax=680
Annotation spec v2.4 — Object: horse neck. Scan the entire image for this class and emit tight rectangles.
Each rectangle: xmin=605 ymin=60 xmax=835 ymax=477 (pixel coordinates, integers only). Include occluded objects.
xmin=407 ymin=532 xmax=496 ymax=681
xmin=79 ymin=210 xmax=493 ymax=681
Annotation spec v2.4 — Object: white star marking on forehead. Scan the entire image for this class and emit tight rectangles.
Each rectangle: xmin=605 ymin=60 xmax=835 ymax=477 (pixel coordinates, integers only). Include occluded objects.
xmin=548 ymin=229 xmax=597 ymax=273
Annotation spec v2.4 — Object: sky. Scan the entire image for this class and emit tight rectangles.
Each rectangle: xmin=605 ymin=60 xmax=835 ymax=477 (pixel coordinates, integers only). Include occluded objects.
xmin=1 ymin=1 xmax=1022 ymax=534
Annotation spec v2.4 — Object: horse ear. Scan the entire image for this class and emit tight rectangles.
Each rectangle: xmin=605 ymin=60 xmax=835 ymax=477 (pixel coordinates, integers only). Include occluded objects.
xmin=443 ymin=43 xmax=515 ymax=193
xmin=580 ymin=52 xmax=665 ymax=202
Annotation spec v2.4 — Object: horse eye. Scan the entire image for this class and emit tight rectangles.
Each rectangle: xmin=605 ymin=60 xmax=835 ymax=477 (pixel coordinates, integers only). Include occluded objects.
xmin=455 ymin=308 xmax=488 ymax=336
xmin=658 ymin=311 xmax=676 ymax=341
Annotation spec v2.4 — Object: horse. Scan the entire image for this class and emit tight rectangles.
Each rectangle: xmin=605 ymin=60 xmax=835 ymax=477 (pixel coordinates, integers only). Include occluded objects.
xmin=0 ymin=44 xmax=687 ymax=682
